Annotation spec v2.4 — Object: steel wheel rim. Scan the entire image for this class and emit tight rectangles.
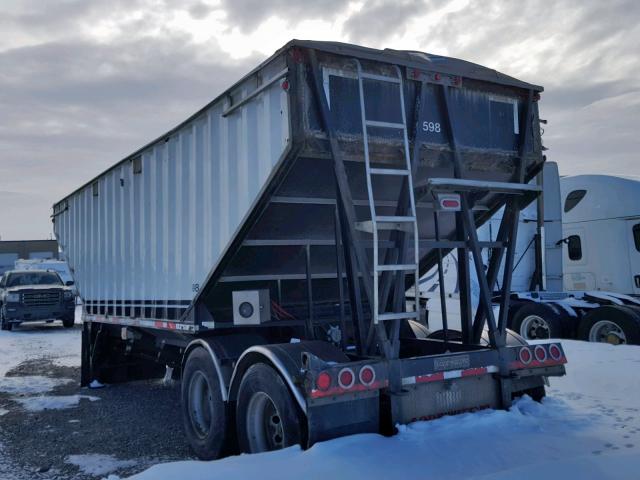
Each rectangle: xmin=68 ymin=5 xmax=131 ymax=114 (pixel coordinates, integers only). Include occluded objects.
xmin=589 ymin=320 xmax=627 ymax=344
xmin=188 ymin=370 xmax=214 ymax=439
xmin=246 ymin=392 xmax=284 ymax=452
xmin=520 ymin=314 xmax=550 ymax=340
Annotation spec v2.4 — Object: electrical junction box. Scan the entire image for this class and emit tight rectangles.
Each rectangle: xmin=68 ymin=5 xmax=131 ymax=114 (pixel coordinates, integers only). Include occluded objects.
xmin=232 ymin=289 xmax=271 ymax=325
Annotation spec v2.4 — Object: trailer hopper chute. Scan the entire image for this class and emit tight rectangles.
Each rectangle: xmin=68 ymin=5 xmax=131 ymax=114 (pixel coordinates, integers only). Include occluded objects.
xmin=53 ymin=40 xmax=567 ymax=458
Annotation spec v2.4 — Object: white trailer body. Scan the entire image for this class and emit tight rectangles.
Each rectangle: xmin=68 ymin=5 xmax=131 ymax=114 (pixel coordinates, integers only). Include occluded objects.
xmin=53 ymin=58 xmax=290 ymax=320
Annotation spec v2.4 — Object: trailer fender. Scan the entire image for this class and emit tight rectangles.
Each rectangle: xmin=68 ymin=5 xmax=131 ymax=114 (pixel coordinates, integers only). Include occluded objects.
xmin=182 ymin=334 xmax=268 ymax=402
xmin=182 ymin=339 xmax=229 ymax=401
xmin=228 ymin=341 xmax=349 ymax=415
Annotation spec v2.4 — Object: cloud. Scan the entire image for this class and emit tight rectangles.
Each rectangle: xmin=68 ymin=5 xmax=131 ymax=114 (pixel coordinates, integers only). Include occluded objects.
xmin=0 ymin=5 xmax=257 ymax=239
xmin=218 ymin=0 xmax=349 ymax=31
xmin=343 ymin=0 xmax=430 ymax=44
xmin=0 ymin=0 xmax=639 ymax=239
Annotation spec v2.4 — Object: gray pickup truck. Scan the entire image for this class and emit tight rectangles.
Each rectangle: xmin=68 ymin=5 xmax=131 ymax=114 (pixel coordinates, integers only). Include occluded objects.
xmin=0 ymin=269 xmax=76 ymax=331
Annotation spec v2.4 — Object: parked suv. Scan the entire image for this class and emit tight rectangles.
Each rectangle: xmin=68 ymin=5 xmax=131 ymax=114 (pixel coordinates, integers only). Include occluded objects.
xmin=0 ymin=269 xmax=76 ymax=331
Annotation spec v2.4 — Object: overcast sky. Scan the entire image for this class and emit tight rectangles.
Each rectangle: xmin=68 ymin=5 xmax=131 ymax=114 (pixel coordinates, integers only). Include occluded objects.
xmin=1 ymin=0 xmax=638 ymax=240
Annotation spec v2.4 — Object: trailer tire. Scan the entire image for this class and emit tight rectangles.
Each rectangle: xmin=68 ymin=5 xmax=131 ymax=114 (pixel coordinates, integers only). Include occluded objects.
xmin=62 ymin=316 xmax=75 ymax=328
xmin=236 ymin=363 xmax=302 ymax=454
xmin=578 ymin=306 xmax=640 ymax=345
xmin=510 ymin=303 xmax=565 ymax=340
xmin=0 ymin=308 xmax=12 ymax=331
xmin=181 ymin=347 xmax=228 ymax=460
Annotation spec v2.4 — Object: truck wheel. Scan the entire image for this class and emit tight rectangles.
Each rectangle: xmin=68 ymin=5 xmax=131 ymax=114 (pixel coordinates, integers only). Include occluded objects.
xmin=578 ymin=306 xmax=640 ymax=345
xmin=236 ymin=363 xmax=302 ymax=453
xmin=510 ymin=303 xmax=565 ymax=340
xmin=0 ymin=308 xmax=12 ymax=331
xmin=62 ymin=316 xmax=75 ymax=328
xmin=181 ymin=347 xmax=228 ymax=460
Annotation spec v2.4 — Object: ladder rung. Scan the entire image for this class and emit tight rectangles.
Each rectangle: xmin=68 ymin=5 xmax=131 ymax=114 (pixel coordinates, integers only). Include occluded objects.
xmin=370 ymin=168 xmax=409 ymax=176
xmin=376 ymin=264 xmax=418 ymax=272
xmin=356 ymin=220 xmax=413 ymax=233
xmin=376 ymin=216 xmax=415 ymax=223
xmin=377 ymin=312 xmax=419 ymax=322
xmin=365 ymin=120 xmax=405 ymax=129
xmin=360 ymin=72 xmax=402 ymax=83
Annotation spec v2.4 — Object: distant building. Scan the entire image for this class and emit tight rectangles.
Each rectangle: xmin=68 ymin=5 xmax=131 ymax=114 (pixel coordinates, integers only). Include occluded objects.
xmin=0 ymin=240 xmax=59 ymax=274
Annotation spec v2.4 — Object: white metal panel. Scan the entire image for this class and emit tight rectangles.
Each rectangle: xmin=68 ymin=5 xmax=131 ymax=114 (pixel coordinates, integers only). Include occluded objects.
xmin=53 ymin=60 xmax=290 ymax=319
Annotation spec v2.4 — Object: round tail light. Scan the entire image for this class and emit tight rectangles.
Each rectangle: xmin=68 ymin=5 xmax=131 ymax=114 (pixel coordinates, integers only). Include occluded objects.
xmin=316 ymin=371 xmax=331 ymax=391
xmin=359 ymin=365 xmax=376 ymax=386
xmin=549 ymin=344 xmax=562 ymax=361
xmin=519 ymin=347 xmax=532 ymax=365
xmin=534 ymin=345 xmax=548 ymax=362
xmin=338 ymin=368 xmax=355 ymax=389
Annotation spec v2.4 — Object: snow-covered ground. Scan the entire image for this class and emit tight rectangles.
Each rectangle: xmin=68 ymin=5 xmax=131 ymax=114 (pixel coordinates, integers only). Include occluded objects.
xmin=119 ymin=341 xmax=640 ymax=480
xmin=1 ymin=318 xmax=639 ymax=480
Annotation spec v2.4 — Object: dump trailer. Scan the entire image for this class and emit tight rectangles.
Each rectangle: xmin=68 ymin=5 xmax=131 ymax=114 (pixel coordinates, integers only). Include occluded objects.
xmin=53 ymin=40 xmax=567 ymax=459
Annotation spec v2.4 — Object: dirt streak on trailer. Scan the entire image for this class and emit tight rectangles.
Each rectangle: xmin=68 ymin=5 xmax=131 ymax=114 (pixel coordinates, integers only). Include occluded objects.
xmin=53 ymin=40 xmax=566 ymax=459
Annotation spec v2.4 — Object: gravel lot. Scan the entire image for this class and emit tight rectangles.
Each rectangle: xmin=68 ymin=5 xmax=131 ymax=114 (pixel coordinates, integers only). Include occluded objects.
xmin=0 ymin=322 xmax=194 ymax=479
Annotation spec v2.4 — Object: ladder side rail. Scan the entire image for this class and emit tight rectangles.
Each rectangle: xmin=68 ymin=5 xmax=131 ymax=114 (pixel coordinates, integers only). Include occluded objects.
xmin=377 ymin=75 xmax=428 ymax=330
xmin=394 ymin=65 xmax=422 ymax=324
xmin=387 ymin=65 xmax=416 ymax=358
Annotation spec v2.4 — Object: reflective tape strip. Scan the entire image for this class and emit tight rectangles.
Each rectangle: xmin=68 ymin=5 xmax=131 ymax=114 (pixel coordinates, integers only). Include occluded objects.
xmin=84 ymin=314 xmax=197 ymax=332
xmin=403 ymin=365 xmax=498 ymax=386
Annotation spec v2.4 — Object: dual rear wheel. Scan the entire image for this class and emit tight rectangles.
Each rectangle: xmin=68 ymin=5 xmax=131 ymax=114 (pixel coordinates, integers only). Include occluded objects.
xmin=181 ymin=348 xmax=301 ymax=460
xmin=508 ymin=302 xmax=640 ymax=345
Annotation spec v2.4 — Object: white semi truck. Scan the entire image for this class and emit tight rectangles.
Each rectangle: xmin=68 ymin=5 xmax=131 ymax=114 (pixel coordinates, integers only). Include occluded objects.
xmin=425 ymin=165 xmax=640 ymax=345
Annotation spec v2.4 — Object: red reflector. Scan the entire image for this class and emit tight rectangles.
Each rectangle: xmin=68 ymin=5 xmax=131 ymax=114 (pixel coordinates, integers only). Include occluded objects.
xmin=316 ymin=371 xmax=331 ymax=391
xmin=434 ymin=73 xmax=441 ymax=81
xmin=519 ymin=347 xmax=532 ymax=365
xmin=549 ymin=344 xmax=562 ymax=361
xmin=534 ymin=345 xmax=548 ymax=362
xmin=338 ymin=368 xmax=355 ymax=389
xmin=442 ymin=199 xmax=460 ymax=208
xmin=359 ymin=365 xmax=376 ymax=386
xmin=281 ymin=79 xmax=290 ymax=91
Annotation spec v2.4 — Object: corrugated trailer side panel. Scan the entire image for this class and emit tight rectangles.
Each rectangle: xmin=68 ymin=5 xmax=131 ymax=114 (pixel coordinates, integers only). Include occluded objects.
xmin=53 ymin=55 xmax=290 ymax=320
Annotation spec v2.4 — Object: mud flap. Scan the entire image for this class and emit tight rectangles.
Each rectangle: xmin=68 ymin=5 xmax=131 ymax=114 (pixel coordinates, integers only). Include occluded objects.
xmin=306 ymin=393 xmax=380 ymax=446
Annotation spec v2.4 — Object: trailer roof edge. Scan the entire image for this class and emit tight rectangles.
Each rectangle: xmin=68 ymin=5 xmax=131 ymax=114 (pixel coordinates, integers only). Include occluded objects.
xmin=52 ymin=39 xmax=543 ymax=209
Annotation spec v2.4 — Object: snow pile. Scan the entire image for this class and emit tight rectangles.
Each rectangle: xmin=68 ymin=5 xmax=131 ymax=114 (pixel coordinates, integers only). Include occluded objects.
xmin=116 ymin=340 xmax=639 ymax=480
xmin=16 ymin=394 xmax=99 ymax=412
xmin=0 ymin=376 xmax=73 ymax=395
xmin=66 ymin=454 xmax=138 ymax=476
xmin=0 ymin=307 xmax=82 ymax=377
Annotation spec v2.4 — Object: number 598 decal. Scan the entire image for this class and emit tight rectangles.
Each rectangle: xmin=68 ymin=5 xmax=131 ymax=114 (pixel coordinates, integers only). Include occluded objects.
xmin=422 ymin=121 xmax=441 ymax=133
